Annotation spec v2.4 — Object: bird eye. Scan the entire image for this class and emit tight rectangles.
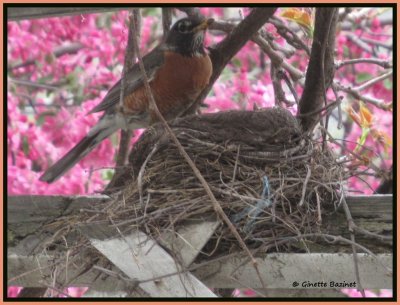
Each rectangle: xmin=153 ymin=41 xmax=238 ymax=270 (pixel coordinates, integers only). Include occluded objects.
xmin=177 ymin=20 xmax=191 ymax=33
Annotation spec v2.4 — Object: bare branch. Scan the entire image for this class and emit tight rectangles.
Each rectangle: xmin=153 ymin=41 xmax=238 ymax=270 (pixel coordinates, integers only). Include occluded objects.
xmin=177 ymin=7 xmax=202 ymax=18
xmin=270 ymin=65 xmax=287 ymax=106
xmin=113 ymin=10 xmax=140 ymax=183
xmin=333 ymin=81 xmax=392 ymax=110
xmin=210 ymin=19 xmax=304 ymax=81
xmin=341 ymin=195 xmax=366 ymax=297
xmin=344 ymin=32 xmax=374 ymax=55
xmin=323 ymin=126 xmax=385 ymax=176
xmin=269 ymin=17 xmax=311 ymax=55
xmin=8 ymin=77 xmax=60 ymax=90
xmin=8 ymin=42 xmax=84 ymax=71
xmin=162 ymin=8 xmax=173 ymax=40
xmin=336 ymin=58 xmax=392 ymax=69
xmin=353 ymin=71 xmax=392 ymax=92
xmin=253 ymin=34 xmax=304 ymax=81
xmin=360 ymin=37 xmax=392 ymax=50
xmin=298 ymin=8 xmax=339 ymax=132
xmin=270 ymin=66 xmax=297 ymax=106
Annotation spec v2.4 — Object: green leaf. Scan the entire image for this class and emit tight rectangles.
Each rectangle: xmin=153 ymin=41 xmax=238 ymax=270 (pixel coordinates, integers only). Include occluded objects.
xmin=231 ymin=58 xmax=242 ymax=68
xmin=356 ymin=73 xmax=373 ymax=84
xmin=102 ymin=169 xmax=115 ymax=181
xmin=383 ymin=78 xmax=392 ymax=90
xmin=354 ymin=127 xmax=370 ymax=154
xmin=342 ymin=45 xmax=350 ymax=57
xmin=220 ymin=67 xmax=234 ymax=82
xmin=110 ymin=133 xmax=119 ymax=146
xmin=22 ymin=136 xmax=30 ymax=155
xmin=142 ymin=8 xmax=158 ymax=16
xmin=37 ymin=75 xmax=54 ymax=84
xmin=359 ymin=127 xmax=370 ymax=146
xmin=36 ymin=111 xmax=56 ymax=126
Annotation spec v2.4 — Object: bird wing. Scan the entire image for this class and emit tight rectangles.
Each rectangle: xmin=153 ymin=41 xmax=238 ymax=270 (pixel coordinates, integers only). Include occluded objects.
xmin=87 ymin=47 xmax=165 ymax=114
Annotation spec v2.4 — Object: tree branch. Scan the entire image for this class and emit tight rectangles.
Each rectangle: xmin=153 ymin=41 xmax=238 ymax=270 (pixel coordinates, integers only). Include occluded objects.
xmin=8 ymin=42 xmax=84 ymax=71
xmin=253 ymin=33 xmax=304 ymax=81
xmin=344 ymin=32 xmax=373 ymax=55
xmin=353 ymin=71 xmax=392 ymax=92
xmin=298 ymin=8 xmax=339 ymax=132
xmin=333 ymin=81 xmax=392 ymax=110
xmin=113 ymin=10 xmax=140 ymax=184
xmin=162 ymin=8 xmax=173 ymax=40
xmin=177 ymin=7 xmax=202 ymax=18
xmin=210 ymin=19 xmax=304 ymax=81
xmin=336 ymin=58 xmax=392 ymax=69
xmin=269 ymin=16 xmax=311 ymax=56
xmin=186 ymin=8 xmax=278 ymax=114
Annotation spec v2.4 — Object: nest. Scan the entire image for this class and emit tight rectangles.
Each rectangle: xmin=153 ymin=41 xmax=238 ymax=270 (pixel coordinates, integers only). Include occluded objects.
xmin=29 ymin=107 xmax=349 ymax=295
xmin=37 ymin=107 xmax=346 ymax=274
xmin=99 ymin=107 xmax=344 ymax=257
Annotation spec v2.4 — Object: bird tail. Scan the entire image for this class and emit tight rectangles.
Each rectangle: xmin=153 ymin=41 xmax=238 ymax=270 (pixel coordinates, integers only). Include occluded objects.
xmin=39 ymin=126 xmax=118 ymax=183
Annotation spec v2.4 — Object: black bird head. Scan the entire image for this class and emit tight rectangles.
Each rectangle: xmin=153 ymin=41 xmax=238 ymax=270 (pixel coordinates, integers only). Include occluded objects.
xmin=165 ymin=17 xmax=214 ymax=56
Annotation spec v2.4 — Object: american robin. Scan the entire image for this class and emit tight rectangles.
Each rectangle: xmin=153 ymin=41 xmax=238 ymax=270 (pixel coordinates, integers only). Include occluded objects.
xmin=40 ymin=16 xmax=214 ymax=183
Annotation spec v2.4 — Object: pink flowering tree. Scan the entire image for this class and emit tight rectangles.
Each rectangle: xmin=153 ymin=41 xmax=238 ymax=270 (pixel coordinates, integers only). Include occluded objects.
xmin=7 ymin=7 xmax=392 ymax=298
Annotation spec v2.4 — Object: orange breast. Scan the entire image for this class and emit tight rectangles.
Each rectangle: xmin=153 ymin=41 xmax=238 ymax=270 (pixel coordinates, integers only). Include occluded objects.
xmin=124 ymin=51 xmax=212 ymax=123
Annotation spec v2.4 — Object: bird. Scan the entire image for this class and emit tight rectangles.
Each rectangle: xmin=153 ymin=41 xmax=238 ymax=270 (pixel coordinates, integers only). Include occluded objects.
xmin=39 ymin=16 xmax=214 ymax=183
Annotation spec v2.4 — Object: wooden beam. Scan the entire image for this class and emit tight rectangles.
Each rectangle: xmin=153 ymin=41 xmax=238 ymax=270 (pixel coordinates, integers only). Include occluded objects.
xmin=81 ymin=266 xmax=150 ymax=297
xmin=7 ymin=195 xmax=393 ymax=292
xmin=160 ymin=217 xmax=220 ymax=267
xmin=8 ymin=194 xmax=393 ymax=244
xmin=7 ymin=194 xmax=393 ymax=230
xmin=193 ymin=253 xmax=392 ymax=289
xmin=7 ymin=7 xmax=129 ymax=21
xmin=8 ymin=250 xmax=392 ymax=290
xmin=345 ymin=195 xmax=393 ymax=220
xmin=81 ymin=224 xmax=216 ymax=297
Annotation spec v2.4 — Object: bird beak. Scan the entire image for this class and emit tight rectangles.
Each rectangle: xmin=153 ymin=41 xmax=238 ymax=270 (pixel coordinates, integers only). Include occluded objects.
xmin=193 ymin=18 xmax=214 ymax=32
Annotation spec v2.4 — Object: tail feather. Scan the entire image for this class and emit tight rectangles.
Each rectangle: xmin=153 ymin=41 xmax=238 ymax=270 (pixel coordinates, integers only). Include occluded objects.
xmin=39 ymin=127 xmax=117 ymax=183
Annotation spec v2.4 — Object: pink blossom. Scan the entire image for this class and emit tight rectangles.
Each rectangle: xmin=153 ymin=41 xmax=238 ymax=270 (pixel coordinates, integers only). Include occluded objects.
xmin=342 ymin=288 xmax=392 ymax=298
xmin=64 ymin=287 xmax=88 ymax=297
xmin=7 ymin=7 xmax=393 ymax=300
xmin=7 ymin=286 xmax=23 ymax=298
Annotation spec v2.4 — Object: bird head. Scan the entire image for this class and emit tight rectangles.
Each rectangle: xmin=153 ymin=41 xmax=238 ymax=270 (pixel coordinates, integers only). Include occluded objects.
xmin=165 ymin=17 xmax=214 ymax=56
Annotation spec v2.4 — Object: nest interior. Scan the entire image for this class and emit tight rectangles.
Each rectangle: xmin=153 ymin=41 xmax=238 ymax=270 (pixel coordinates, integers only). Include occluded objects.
xmin=100 ymin=107 xmax=344 ymax=258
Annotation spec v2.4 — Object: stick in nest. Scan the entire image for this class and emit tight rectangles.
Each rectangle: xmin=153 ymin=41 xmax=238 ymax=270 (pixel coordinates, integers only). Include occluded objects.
xmin=130 ymin=8 xmax=267 ymax=289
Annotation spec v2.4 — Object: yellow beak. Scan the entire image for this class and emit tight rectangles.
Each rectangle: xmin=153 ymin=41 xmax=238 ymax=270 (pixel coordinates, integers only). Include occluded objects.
xmin=193 ymin=18 xmax=214 ymax=32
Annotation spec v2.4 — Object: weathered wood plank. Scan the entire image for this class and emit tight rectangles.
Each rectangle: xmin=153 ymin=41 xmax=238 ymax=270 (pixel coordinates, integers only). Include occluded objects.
xmin=8 ymin=250 xmax=392 ymax=290
xmin=7 ymin=194 xmax=393 ymax=237
xmin=82 ymin=269 xmax=149 ymax=298
xmin=84 ymin=227 xmax=217 ymax=297
xmin=259 ymin=289 xmax=347 ymax=297
xmin=160 ymin=217 xmax=220 ymax=267
xmin=7 ymin=195 xmax=110 ymax=238
xmin=7 ymin=247 xmax=101 ymax=288
xmin=8 ymin=195 xmax=392 ymax=216
xmin=16 ymin=287 xmax=47 ymax=298
xmin=193 ymin=253 xmax=392 ymax=289
xmin=8 ymin=194 xmax=393 ymax=221
xmin=7 ymin=7 xmax=129 ymax=21
xmin=7 ymin=195 xmax=393 ymax=293
xmin=345 ymin=195 xmax=393 ymax=220
xmin=8 ymin=195 xmax=392 ymax=254
xmin=8 ymin=195 xmax=110 ymax=225
xmin=83 ymin=218 xmax=221 ymax=296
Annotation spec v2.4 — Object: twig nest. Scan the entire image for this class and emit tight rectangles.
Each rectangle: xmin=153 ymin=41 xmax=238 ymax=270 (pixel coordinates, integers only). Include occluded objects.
xmin=107 ymin=107 xmax=344 ymax=256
